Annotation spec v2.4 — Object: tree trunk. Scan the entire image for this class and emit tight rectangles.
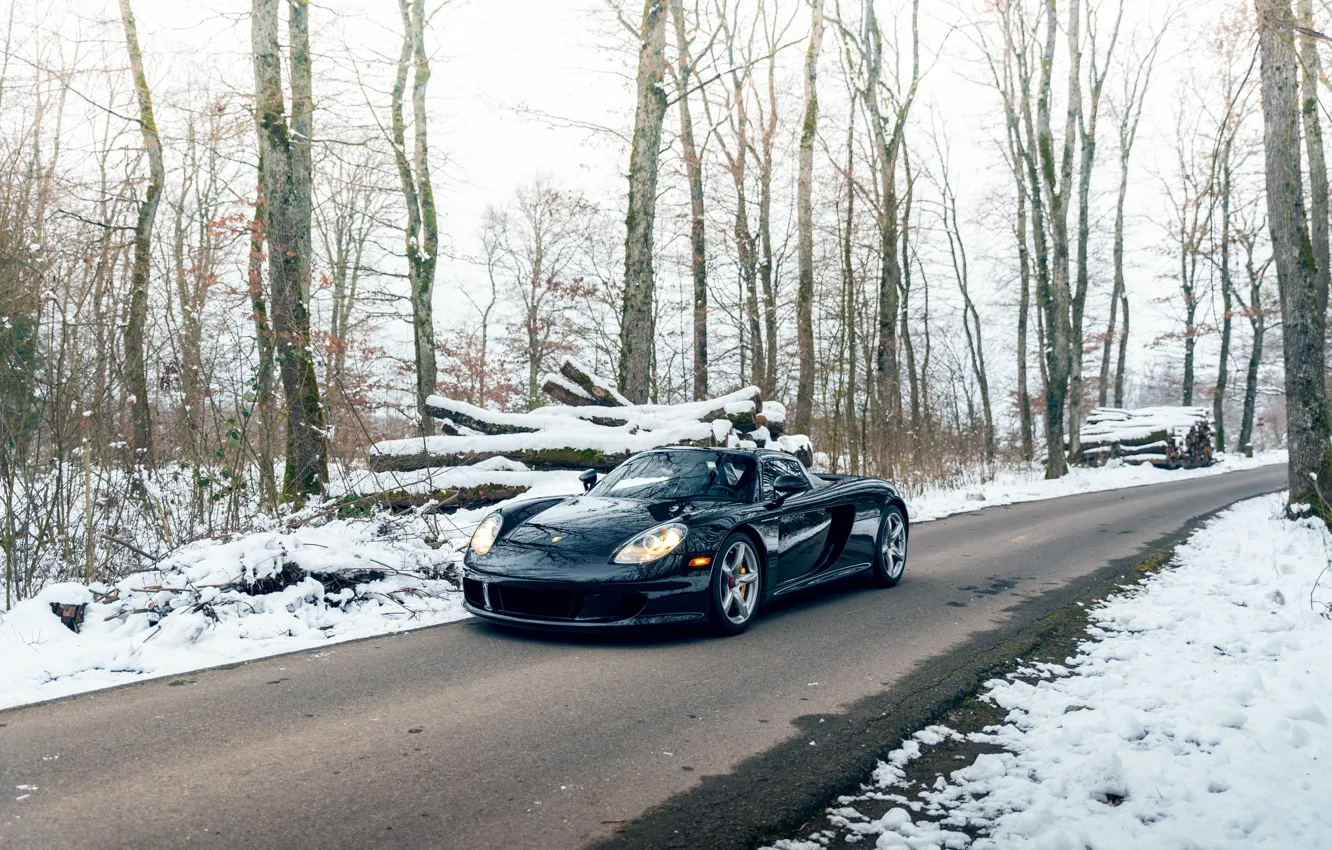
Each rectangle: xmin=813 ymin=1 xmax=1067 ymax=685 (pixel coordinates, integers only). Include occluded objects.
xmin=247 ymin=171 xmax=279 ymax=510
xmin=1114 ymin=286 xmax=1128 ymax=407
xmin=1237 ymin=240 xmax=1266 ymax=450
xmin=1069 ymin=4 xmax=1120 ymax=461
xmin=792 ymin=0 xmax=824 ymax=435
xmin=118 ymin=0 xmax=163 ymax=468
xmin=757 ymin=50 xmax=778 ymax=400
xmin=900 ymin=146 xmax=922 ymax=444
xmin=1015 ymin=178 xmax=1034 ymax=461
xmin=1033 ymin=0 xmax=1077 ymax=479
xmin=252 ymin=0 xmax=328 ymax=500
xmin=862 ymin=0 xmax=918 ymax=468
xmin=391 ymin=0 xmax=440 ymax=435
xmin=842 ymin=109 xmax=858 ymax=475
xmin=1100 ymin=143 xmax=1128 ymax=407
xmin=1258 ymin=0 xmax=1332 ymax=519
xmin=940 ymin=156 xmax=994 ymax=465
xmin=668 ymin=0 xmax=708 ymax=401
xmin=1301 ymin=0 xmax=1330 ymax=308
xmin=618 ymin=0 xmax=669 ymax=403
xmin=1214 ymin=145 xmax=1233 ymax=452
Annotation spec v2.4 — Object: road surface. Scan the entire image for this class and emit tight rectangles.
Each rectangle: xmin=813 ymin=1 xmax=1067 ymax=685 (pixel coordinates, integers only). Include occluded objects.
xmin=0 ymin=465 xmax=1286 ymax=850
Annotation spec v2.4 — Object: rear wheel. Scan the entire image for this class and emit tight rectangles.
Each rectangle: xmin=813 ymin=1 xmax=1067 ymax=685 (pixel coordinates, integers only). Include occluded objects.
xmin=869 ymin=504 xmax=908 ymax=587
xmin=707 ymin=533 xmax=762 ymax=636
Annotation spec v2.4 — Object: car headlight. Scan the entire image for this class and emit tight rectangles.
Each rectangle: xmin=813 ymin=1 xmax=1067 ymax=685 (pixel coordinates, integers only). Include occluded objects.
xmin=613 ymin=522 xmax=688 ymax=564
xmin=470 ymin=514 xmax=502 ymax=556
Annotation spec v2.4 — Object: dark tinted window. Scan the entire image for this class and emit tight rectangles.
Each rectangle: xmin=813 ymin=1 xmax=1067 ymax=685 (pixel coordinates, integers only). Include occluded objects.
xmin=589 ymin=451 xmax=757 ymax=502
xmin=761 ymin=456 xmax=811 ymax=499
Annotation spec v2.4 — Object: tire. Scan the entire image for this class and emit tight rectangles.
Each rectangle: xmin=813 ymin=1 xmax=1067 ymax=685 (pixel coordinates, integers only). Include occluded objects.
xmin=869 ymin=504 xmax=908 ymax=588
xmin=707 ymin=532 xmax=763 ymax=636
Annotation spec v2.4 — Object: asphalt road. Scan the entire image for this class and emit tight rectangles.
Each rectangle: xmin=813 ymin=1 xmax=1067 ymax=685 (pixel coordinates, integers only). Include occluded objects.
xmin=0 ymin=465 xmax=1286 ymax=850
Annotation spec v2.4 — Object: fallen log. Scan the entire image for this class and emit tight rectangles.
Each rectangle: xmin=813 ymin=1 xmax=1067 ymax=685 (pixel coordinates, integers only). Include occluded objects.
xmin=370 ymin=446 xmax=636 ymax=474
xmin=540 ymin=373 xmax=593 ymax=407
xmin=425 ymin=396 xmax=540 ymax=435
xmin=50 ymin=602 xmax=87 ymax=633
xmin=342 ymin=484 xmax=532 ymax=515
xmin=529 ymin=406 xmax=634 ymax=428
xmin=558 ymin=358 xmax=629 ymax=407
xmin=1078 ymin=407 xmax=1214 ymax=469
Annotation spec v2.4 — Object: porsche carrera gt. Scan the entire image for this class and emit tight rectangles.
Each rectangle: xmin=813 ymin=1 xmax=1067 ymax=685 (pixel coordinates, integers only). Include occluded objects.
xmin=461 ymin=446 xmax=908 ymax=635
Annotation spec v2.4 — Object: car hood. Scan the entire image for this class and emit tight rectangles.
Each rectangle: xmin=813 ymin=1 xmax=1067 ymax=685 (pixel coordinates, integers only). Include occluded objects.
xmin=500 ymin=495 xmax=723 ymax=554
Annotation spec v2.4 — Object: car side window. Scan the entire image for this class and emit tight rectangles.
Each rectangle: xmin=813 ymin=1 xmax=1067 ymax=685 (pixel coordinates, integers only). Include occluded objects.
xmin=761 ymin=457 xmax=811 ymax=499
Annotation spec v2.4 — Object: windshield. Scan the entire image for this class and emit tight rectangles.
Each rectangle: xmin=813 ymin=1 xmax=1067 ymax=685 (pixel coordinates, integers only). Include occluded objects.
xmin=589 ymin=451 xmax=757 ymax=502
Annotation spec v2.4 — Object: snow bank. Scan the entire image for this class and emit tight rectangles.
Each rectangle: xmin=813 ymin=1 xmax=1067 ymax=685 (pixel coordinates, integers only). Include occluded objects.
xmin=903 ymin=450 xmax=1284 ymax=523
xmin=763 ymin=491 xmax=1332 ymax=850
xmin=0 ymin=519 xmax=468 ymax=710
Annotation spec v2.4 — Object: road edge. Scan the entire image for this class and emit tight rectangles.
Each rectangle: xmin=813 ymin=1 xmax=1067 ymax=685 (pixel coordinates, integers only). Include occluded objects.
xmin=586 ymin=491 xmax=1277 ymax=850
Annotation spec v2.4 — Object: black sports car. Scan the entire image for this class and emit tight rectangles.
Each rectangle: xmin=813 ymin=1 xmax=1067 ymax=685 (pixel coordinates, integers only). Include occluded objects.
xmin=462 ymin=446 xmax=909 ymax=635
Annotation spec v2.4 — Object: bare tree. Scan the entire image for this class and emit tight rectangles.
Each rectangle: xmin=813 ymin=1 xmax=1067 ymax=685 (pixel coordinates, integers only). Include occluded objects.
xmin=1206 ymin=14 xmax=1257 ymax=451
xmin=1098 ymin=20 xmax=1163 ymax=408
xmin=1067 ymin=1 xmax=1121 ymax=459
xmin=1032 ymin=0 xmax=1080 ymax=478
xmin=487 ymin=181 xmax=594 ymax=409
xmin=391 ymin=0 xmax=440 ymax=434
xmin=316 ymin=148 xmax=380 ymax=404
xmin=1257 ymin=0 xmax=1332 ymax=519
xmin=934 ymin=131 xmax=994 ymax=465
xmin=851 ymin=0 xmax=920 ymax=470
xmin=793 ymin=0 xmax=824 ymax=434
xmin=619 ymin=0 xmax=669 ymax=402
xmin=1232 ymin=215 xmax=1271 ymax=452
xmin=117 ymin=0 xmax=163 ymax=467
xmin=667 ymin=0 xmax=711 ymax=400
xmin=984 ymin=2 xmax=1038 ymax=460
xmin=706 ymin=0 xmax=765 ymax=392
xmin=751 ymin=4 xmax=790 ymax=399
xmin=252 ymin=0 xmax=328 ymax=499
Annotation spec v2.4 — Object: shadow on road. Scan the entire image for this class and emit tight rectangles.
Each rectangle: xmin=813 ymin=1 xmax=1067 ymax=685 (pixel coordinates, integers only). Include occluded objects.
xmin=467 ymin=570 xmax=882 ymax=648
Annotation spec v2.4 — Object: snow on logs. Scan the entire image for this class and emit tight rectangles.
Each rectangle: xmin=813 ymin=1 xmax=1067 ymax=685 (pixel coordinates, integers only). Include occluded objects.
xmin=539 ymin=358 xmax=631 ymax=408
xmin=370 ymin=379 xmax=810 ymax=474
xmin=1077 ymin=407 xmax=1215 ymax=469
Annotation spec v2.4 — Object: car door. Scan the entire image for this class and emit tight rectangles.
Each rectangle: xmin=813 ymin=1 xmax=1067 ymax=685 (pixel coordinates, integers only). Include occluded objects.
xmin=762 ymin=457 xmax=833 ymax=587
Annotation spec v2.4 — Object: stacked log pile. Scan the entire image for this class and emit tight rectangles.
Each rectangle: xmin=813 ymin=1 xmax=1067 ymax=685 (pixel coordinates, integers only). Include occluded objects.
xmin=363 ymin=358 xmax=814 ymax=515
xmin=1077 ymin=407 xmax=1215 ymax=469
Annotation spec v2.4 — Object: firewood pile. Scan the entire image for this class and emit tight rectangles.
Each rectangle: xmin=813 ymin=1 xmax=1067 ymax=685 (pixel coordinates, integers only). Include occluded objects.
xmin=1077 ymin=407 xmax=1215 ymax=469
xmin=359 ymin=358 xmax=814 ymax=513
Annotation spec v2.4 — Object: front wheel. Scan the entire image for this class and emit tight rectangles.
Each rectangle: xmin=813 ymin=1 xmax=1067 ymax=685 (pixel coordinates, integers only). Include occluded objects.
xmin=707 ymin=533 xmax=762 ymax=636
xmin=869 ymin=504 xmax=908 ymax=587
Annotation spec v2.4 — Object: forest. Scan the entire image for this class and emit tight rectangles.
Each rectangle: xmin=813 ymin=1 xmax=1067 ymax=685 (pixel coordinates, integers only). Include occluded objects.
xmin=1 ymin=0 xmax=1329 ymax=607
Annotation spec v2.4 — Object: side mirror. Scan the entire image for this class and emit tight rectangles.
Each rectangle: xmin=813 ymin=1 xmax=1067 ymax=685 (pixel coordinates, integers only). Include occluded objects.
xmin=772 ymin=474 xmax=806 ymax=502
xmin=579 ymin=469 xmax=598 ymax=493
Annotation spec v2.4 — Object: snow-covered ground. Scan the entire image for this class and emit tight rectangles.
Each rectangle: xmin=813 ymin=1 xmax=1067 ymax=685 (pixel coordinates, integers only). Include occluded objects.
xmin=0 ymin=518 xmax=466 ymax=710
xmin=898 ymin=449 xmax=1284 ymax=523
xmin=0 ymin=450 xmax=1286 ymax=710
xmin=762 ymin=491 xmax=1332 ymax=850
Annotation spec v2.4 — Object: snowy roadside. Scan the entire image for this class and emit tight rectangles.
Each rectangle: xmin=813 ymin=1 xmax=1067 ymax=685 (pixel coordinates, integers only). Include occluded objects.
xmin=0 ymin=450 xmax=1287 ymax=711
xmin=762 ymin=492 xmax=1332 ymax=850
xmin=0 ymin=518 xmax=467 ymax=710
xmin=898 ymin=449 xmax=1286 ymax=523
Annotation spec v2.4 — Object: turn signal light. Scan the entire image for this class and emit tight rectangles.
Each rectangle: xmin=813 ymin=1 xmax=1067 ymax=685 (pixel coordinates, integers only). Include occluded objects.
xmin=687 ymin=556 xmax=712 ymax=568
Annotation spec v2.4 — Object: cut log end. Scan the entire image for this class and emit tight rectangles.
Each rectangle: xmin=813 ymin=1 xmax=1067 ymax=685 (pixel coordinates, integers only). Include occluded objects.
xmin=50 ymin=602 xmax=88 ymax=633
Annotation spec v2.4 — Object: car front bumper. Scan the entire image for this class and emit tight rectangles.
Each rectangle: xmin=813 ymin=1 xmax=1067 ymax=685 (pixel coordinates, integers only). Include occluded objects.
xmin=461 ymin=568 xmax=712 ymax=629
